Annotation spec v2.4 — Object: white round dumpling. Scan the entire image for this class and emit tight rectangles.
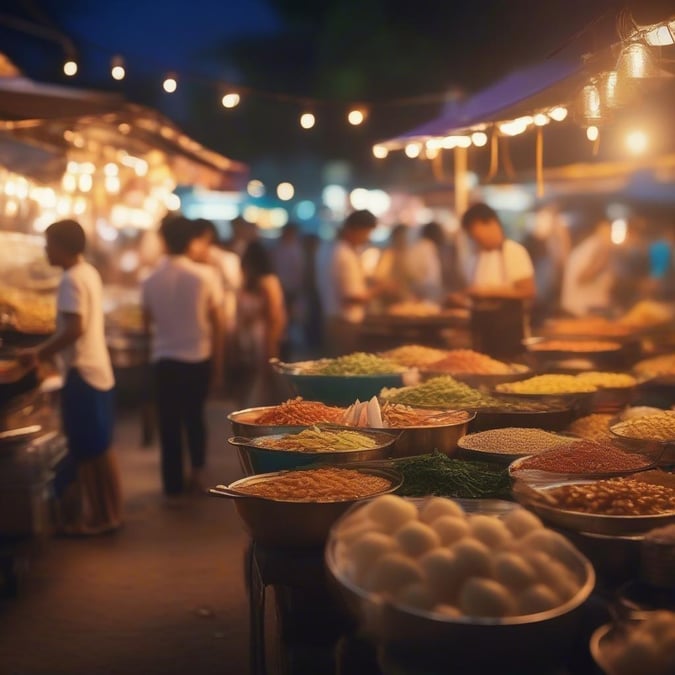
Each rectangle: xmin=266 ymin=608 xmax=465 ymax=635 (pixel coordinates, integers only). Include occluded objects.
xmin=435 ymin=604 xmax=461 ymax=619
xmin=364 ymin=552 xmax=423 ymax=594
xmin=519 ymin=528 xmax=581 ymax=572
xmin=450 ymin=538 xmax=493 ymax=578
xmin=493 ymin=552 xmax=537 ymax=591
xmin=336 ymin=517 xmax=383 ymax=546
xmin=394 ymin=581 xmax=435 ymax=611
xmin=419 ymin=548 xmax=462 ymax=604
xmin=419 ymin=497 xmax=465 ymax=523
xmin=517 ymin=584 xmax=561 ymax=615
xmin=431 ymin=516 xmax=470 ymax=546
xmin=365 ymin=495 xmax=418 ymax=533
xmin=520 ymin=550 xmax=580 ymax=602
xmin=469 ymin=514 xmax=513 ymax=549
xmin=347 ymin=532 xmax=398 ymax=583
xmin=459 ymin=578 xmax=515 ymax=618
xmin=395 ymin=521 xmax=441 ymax=557
xmin=503 ymin=508 xmax=544 ymax=539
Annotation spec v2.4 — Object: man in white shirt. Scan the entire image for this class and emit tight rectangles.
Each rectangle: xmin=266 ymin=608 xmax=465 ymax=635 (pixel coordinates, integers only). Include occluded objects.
xmin=142 ymin=216 xmax=224 ymax=497
xmin=19 ymin=219 xmax=122 ymax=535
xmin=316 ymin=210 xmax=378 ymax=355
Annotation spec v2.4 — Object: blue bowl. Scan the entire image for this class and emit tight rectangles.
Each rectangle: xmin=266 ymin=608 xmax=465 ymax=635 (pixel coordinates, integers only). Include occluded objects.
xmin=281 ymin=372 xmax=407 ymax=406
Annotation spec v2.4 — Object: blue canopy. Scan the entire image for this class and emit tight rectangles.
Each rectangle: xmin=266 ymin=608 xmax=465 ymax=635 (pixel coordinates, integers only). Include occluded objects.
xmin=384 ymin=58 xmax=587 ymax=145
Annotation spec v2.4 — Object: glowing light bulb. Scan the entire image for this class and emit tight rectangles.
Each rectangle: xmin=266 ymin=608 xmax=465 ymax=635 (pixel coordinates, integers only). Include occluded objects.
xmin=404 ymin=143 xmax=421 ymax=158
xmin=372 ymin=145 xmax=388 ymax=159
xmin=163 ymin=76 xmax=177 ymax=93
xmin=549 ymin=106 xmax=568 ymax=122
xmin=348 ymin=109 xmax=365 ymax=126
xmin=63 ymin=60 xmax=78 ymax=77
xmin=533 ymin=114 xmax=550 ymax=126
xmin=471 ymin=131 xmax=488 ymax=147
xmin=221 ymin=93 xmax=240 ymax=108
xmin=300 ymin=113 xmax=315 ymax=129
xmin=626 ymin=129 xmax=648 ymax=154
xmin=276 ymin=182 xmax=294 ymax=201
xmin=111 ymin=57 xmax=125 ymax=81
xmin=586 ymin=126 xmax=599 ymax=142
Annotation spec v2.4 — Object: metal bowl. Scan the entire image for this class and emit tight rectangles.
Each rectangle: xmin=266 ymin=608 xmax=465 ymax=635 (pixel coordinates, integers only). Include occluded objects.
xmin=227 ymin=405 xmax=316 ymax=438
xmin=420 ymin=363 xmax=532 ymax=389
xmin=209 ymin=464 xmax=402 ymax=548
xmin=228 ymin=427 xmax=397 ymax=476
xmin=609 ymin=428 xmax=675 ymax=467
xmin=325 ymin=497 xmax=595 ymax=671
xmin=470 ymin=404 xmax=579 ymax=433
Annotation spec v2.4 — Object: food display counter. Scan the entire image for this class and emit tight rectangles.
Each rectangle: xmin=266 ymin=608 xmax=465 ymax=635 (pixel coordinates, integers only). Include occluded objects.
xmin=219 ymin=342 xmax=675 ymax=674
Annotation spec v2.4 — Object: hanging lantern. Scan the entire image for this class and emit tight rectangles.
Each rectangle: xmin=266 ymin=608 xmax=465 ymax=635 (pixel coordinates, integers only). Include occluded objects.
xmin=599 ymin=70 xmax=634 ymax=108
xmin=580 ymin=82 xmax=602 ymax=121
xmin=616 ymin=42 xmax=661 ymax=79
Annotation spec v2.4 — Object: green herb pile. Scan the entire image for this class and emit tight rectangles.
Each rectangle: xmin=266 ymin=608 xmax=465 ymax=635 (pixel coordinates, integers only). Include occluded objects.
xmin=394 ymin=451 xmax=512 ymax=500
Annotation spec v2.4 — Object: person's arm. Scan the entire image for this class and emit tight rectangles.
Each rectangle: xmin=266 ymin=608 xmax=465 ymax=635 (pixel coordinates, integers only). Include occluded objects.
xmin=17 ymin=312 xmax=82 ymax=368
xmin=260 ymin=275 xmax=287 ymax=360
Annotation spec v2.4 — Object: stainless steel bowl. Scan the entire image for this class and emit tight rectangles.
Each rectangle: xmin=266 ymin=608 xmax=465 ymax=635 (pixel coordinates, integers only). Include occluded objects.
xmin=209 ymin=464 xmax=402 ymax=548
xmin=227 ymin=406 xmax=313 ymax=438
xmin=325 ymin=498 xmax=595 ymax=671
xmin=420 ymin=363 xmax=532 ymax=389
xmin=228 ymin=427 xmax=397 ymax=476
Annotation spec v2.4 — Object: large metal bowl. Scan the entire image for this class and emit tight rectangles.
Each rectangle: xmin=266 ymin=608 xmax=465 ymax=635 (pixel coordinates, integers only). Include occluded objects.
xmin=420 ymin=363 xmax=532 ymax=389
xmin=209 ymin=464 xmax=402 ymax=548
xmin=228 ymin=427 xmax=397 ymax=475
xmin=227 ymin=405 xmax=315 ymax=438
xmin=325 ymin=498 xmax=596 ymax=672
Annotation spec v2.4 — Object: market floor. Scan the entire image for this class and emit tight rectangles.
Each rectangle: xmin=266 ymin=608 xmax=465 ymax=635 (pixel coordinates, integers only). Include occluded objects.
xmin=0 ymin=398 xmax=255 ymax=675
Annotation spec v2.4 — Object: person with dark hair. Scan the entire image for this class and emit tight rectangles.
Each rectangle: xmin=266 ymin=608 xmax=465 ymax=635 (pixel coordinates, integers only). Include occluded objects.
xmin=316 ymin=209 xmax=389 ymax=355
xmin=454 ymin=203 xmax=535 ymax=358
xmin=18 ymin=219 xmax=122 ymax=535
xmin=141 ymin=216 xmax=225 ymax=497
xmin=236 ymin=240 xmax=287 ymax=406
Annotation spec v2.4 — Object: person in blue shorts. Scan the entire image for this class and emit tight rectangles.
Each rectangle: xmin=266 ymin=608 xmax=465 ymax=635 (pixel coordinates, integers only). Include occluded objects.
xmin=19 ymin=220 xmax=122 ymax=535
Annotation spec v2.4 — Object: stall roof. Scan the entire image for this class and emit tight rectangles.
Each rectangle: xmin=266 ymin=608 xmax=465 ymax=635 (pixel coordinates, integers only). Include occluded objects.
xmin=381 ymin=58 xmax=589 ymax=147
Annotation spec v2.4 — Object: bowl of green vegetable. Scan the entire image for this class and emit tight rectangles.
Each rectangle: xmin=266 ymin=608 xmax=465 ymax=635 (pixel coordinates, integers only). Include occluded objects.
xmin=228 ymin=425 xmax=398 ymax=475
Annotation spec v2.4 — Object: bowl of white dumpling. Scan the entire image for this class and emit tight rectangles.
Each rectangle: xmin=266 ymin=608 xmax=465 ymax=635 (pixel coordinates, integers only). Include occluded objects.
xmin=325 ymin=494 xmax=595 ymax=670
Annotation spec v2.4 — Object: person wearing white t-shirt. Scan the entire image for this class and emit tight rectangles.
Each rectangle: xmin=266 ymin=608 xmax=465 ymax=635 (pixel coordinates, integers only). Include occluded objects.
xmin=142 ymin=216 xmax=224 ymax=497
xmin=316 ymin=210 xmax=382 ymax=355
xmin=19 ymin=219 xmax=122 ymax=536
xmin=452 ymin=203 xmax=535 ymax=358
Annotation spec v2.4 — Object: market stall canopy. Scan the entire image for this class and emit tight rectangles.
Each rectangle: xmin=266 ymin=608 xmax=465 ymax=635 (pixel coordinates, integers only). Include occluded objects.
xmin=0 ymin=131 xmax=65 ymax=182
xmin=380 ymin=59 xmax=588 ymax=148
xmin=0 ymin=76 xmax=124 ymax=121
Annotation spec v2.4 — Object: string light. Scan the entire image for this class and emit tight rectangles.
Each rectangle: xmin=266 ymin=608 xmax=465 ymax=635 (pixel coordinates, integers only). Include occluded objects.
xmin=276 ymin=182 xmax=294 ymax=201
xmin=471 ymin=132 xmax=488 ymax=147
xmin=63 ymin=60 xmax=78 ymax=76
xmin=404 ymin=143 xmax=421 ymax=158
xmin=586 ymin=125 xmax=599 ymax=141
xmin=111 ymin=56 xmax=125 ymax=81
xmin=347 ymin=108 xmax=365 ymax=126
xmin=221 ymin=92 xmax=240 ymax=108
xmin=372 ymin=145 xmax=388 ymax=159
xmin=533 ymin=113 xmax=550 ymax=126
xmin=300 ymin=112 xmax=315 ymax=129
xmin=549 ymin=106 xmax=568 ymax=122
xmin=626 ymin=129 xmax=648 ymax=154
xmin=162 ymin=75 xmax=177 ymax=93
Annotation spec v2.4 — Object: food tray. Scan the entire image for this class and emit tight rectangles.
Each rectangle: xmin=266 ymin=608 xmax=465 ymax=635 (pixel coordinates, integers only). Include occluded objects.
xmin=421 ymin=363 xmax=532 ymax=389
xmin=512 ymin=479 xmax=675 ymax=536
xmin=470 ymin=405 xmax=578 ymax=433
xmin=456 ymin=430 xmax=573 ymax=464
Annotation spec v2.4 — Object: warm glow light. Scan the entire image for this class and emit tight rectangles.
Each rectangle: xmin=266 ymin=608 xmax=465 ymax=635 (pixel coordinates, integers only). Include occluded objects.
xmin=247 ymin=180 xmax=265 ymax=197
xmin=499 ymin=119 xmax=529 ymax=136
xmin=644 ymin=24 xmax=675 ymax=46
xmin=533 ymin=113 xmax=550 ymax=126
xmin=425 ymin=146 xmax=439 ymax=159
xmin=626 ymin=129 xmax=648 ymax=154
xmin=471 ymin=131 xmax=488 ymax=147
xmin=586 ymin=125 xmax=599 ymax=142
xmin=269 ymin=208 xmax=289 ymax=228
xmin=404 ymin=143 xmax=421 ymax=158
xmin=350 ymin=188 xmax=369 ymax=210
xmin=322 ymin=185 xmax=347 ymax=211
xmin=372 ymin=145 xmax=388 ymax=159
xmin=111 ymin=58 xmax=125 ymax=81
xmin=104 ymin=163 xmax=119 ymax=176
xmin=611 ymin=218 xmax=627 ymax=245
xmin=105 ymin=176 xmax=120 ymax=194
xmin=454 ymin=135 xmax=472 ymax=148
xmin=163 ymin=76 xmax=177 ymax=93
xmin=164 ymin=193 xmax=181 ymax=210
xmin=347 ymin=109 xmax=365 ymax=126
xmin=81 ymin=162 xmax=96 ymax=174
xmin=221 ymin=93 xmax=240 ymax=108
xmin=276 ymin=182 xmax=294 ymax=201
xmin=63 ymin=60 xmax=78 ymax=76
xmin=549 ymin=106 xmax=568 ymax=122
xmin=78 ymin=174 xmax=93 ymax=192
xmin=300 ymin=113 xmax=315 ymax=129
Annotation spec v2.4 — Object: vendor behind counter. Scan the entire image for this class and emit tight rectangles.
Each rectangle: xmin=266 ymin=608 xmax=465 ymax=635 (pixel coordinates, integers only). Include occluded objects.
xmin=450 ymin=203 xmax=536 ymax=359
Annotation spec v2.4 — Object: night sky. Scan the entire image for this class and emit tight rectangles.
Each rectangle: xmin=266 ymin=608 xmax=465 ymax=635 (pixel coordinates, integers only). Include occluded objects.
xmin=0 ymin=0 xmax=672 ymax=192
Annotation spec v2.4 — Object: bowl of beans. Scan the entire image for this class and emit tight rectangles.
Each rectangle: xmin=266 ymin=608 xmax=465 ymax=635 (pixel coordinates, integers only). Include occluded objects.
xmin=610 ymin=411 xmax=675 ymax=466
xmin=209 ymin=464 xmax=402 ymax=548
xmin=512 ymin=472 xmax=675 ymax=535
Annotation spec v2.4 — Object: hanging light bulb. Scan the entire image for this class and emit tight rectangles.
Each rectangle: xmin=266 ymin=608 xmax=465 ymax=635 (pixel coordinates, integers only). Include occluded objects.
xmin=221 ymin=92 xmax=240 ymax=108
xmin=471 ymin=131 xmax=488 ymax=147
xmin=63 ymin=59 xmax=78 ymax=77
xmin=372 ymin=145 xmax=388 ymax=159
xmin=643 ymin=21 xmax=675 ymax=46
xmin=581 ymin=83 xmax=602 ymax=121
xmin=404 ymin=143 xmax=421 ymax=158
xmin=549 ymin=106 xmax=568 ymax=122
xmin=347 ymin=108 xmax=366 ymax=126
xmin=533 ymin=113 xmax=550 ymax=126
xmin=163 ymin=75 xmax=178 ymax=93
xmin=111 ymin=56 xmax=125 ymax=81
xmin=300 ymin=112 xmax=315 ymax=129
xmin=586 ymin=126 xmax=599 ymax=142
xmin=616 ymin=42 xmax=660 ymax=79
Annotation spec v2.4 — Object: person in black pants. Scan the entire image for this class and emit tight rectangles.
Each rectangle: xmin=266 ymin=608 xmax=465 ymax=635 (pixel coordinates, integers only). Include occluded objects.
xmin=141 ymin=216 xmax=224 ymax=496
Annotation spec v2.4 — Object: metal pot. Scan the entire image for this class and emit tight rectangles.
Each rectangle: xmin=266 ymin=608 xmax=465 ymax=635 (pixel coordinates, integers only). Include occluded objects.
xmin=227 ymin=406 xmax=311 ymax=438
xmin=209 ymin=464 xmax=402 ymax=548
xmin=228 ymin=427 xmax=398 ymax=476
